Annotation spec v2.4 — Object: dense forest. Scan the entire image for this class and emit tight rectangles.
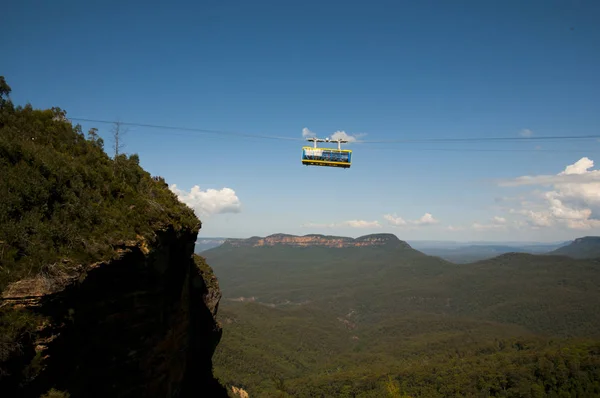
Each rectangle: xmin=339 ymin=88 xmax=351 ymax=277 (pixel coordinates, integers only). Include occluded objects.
xmin=0 ymin=76 xmax=201 ymax=392
xmin=0 ymin=76 xmax=198 ymax=291
xmin=217 ymin=307 xmax=600 ymax=397
xmin=203 ymin=238 xmax=600 ymax=397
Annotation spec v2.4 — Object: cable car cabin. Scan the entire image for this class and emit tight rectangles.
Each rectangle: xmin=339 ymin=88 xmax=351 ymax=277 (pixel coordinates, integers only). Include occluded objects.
xmin=301 ymin=146 xmax=352 ymax=168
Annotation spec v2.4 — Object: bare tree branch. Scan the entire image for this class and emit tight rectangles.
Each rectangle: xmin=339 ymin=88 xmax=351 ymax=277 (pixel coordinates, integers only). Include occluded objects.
xmin=111 ymin=121 xmax=129 ymax=159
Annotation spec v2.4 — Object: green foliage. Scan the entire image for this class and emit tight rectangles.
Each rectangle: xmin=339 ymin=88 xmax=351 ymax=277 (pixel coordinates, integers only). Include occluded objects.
xmin=0 ymin=76 xmax=11 ymax=103
xmin=385 ymin=376 xmax=411 ymax=398
xmin=549 ymin=237 xmax=600 ymax=259
xmin=205 ymin=246 xmax=600 ymax=337
xmin=86 ymin=127 xmax=104 ymax=151
xmin=204 ymin=243 xmax=600 ymax=397
xmin=0 ymin=77 xmax=201 ymax=384
xmin=23 ymin=350 xmax=45 ymax=383
xmin=193 ymin=254 xmax=219 ymax=292
xmin=214 ymin=302 xmax=600 ymax=397
xmin=40 ymin=388 xmax=71 ymax=398
xmin=0 ymin=307 xmax=48 ymax=375
xmin=0 ymin=77 xmax=199 ymax=291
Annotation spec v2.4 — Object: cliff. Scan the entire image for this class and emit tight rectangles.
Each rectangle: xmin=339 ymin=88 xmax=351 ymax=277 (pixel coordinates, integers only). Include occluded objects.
xmin=222 ymin=233 xmax=410 ymax=249
xmin=1 ymin=229 xmax=228 ymax=397
xmin=0 ymin=78 xmax=228 ymax=397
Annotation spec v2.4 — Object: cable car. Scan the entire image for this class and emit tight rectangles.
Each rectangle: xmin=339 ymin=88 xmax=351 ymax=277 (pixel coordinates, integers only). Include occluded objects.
xmin=301 ymin=137 xmax=352 ymax=168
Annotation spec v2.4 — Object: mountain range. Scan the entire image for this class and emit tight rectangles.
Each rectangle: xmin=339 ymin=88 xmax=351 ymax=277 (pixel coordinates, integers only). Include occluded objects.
xmin=196 ymin=233 xmax=599 ymax=263
xmin=195 ymin=237 xmax=228 ymax=252
xmin=202 ymin=233 xmax=600 ymax=396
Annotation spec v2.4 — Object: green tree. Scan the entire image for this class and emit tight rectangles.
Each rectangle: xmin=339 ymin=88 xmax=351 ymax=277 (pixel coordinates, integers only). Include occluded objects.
xmin=0 ymin=76 xmax=13 ymax=119
xmin=0 ymin=75 xmax=11 ymax=99
xmin=87 ymin=127 xmax=104 ymax=150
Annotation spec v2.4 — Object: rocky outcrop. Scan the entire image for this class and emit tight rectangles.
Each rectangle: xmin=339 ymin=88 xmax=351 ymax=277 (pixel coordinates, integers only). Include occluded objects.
xmin=223 ymin=233 xmax=409 ymax=249
xmin=0 ymin=226 xmax=228 ymax=398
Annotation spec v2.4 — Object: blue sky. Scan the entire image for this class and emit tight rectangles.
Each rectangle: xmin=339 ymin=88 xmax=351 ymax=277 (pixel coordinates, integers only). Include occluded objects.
xmin=2 ymin=0 xmax=600 ymax=241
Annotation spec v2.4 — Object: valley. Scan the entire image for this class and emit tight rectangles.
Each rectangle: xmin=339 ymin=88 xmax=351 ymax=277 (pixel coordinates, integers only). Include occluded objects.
xmin=196 ymin=235 xmax=579 ymax=264
xmin=204 ymin=234 xmax=600 ymax=397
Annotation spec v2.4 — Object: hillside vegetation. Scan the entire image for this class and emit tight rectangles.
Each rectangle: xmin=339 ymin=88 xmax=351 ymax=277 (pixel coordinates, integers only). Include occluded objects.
xmin=0 ymin=76 xmax=203 ymax=388
xmin=0 ymin=76 xmax=199 ymax=291
xmin=203 ymin=236 xmax=600 ymax=397
xmin=549 ymin=237 xmax=600 ymax=259
xmin=416 ymin=243 xmax=568 ymax=264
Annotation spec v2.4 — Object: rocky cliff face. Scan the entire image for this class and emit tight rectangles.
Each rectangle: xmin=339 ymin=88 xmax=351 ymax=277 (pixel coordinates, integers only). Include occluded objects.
xmin=223 ymin=233 xmax=410 ymax=249
xmin=0 ymin=225 xmax=228 ymax=398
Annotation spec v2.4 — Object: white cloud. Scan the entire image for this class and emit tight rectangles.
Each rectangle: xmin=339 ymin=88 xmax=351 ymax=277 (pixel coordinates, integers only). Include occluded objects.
xmin=471 ymin=215 xmax=510 ymax=231
xmin=307 ymin=212 xmax=439 ymax=231
xmin=498 ymin=174 xmax=600 ymax=187
xmin=301 ymin=127 xmax=365 ymax=143
xmin=546 ymin=192 xmax=591 ymax=220
xmin=414 ymin=213 xmax=439 ymax=225
xmin=330 ymin=130 xmax=365 ymax=143
xmin=343 ymin=220 xmax=382 ymax=228
xmin=169 ymin=184 xmax=242 ymax=216
xmin=499 ymin=157 xmax=600 ymax=230
xmin=383 ymin=214 xmax=407 ymax=226
xmin=565 ymin=219 xmax=600 ymax=230
xmin=498 ymin=157 xmax=600 ymax=187
xmin=509 ymin=209 xmax=554 ymax=227
xmin=302 ymin=220 xmax=381 ymax=229
xmin=383 ymin=212 xmax=439 ymax=227
xmin=562 ymin=157 xmax=595 ymax=175
xmin=520 ymin=128 xmax=534 ymax=137
xmin=446 ymin=225 xmax=465 ymax=231
xmin=302 ymin=127 xmax=316 ymax=138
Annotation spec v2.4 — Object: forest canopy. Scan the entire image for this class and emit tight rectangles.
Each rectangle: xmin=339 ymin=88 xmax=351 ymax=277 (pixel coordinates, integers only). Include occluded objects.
xmin=0 ymin=76 xmax=199 ymax=291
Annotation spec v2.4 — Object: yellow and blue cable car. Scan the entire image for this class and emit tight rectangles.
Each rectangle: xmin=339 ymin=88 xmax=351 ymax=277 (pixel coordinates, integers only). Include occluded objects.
xmin=301 ymin=138 xmax=352 ymax=168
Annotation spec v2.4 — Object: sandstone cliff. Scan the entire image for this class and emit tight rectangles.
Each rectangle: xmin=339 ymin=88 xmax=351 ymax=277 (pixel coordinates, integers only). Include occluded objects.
xmin=0 ymin=79 xmax=228 ymax=397
xmin=223 ymin=233 xmax=410 ymax=249
xmin=0 ymin=226 xmax=228 ymax=398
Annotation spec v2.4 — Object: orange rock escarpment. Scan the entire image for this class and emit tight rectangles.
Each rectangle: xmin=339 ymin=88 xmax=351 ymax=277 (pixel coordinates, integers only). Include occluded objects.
xmin=223 ymin=233 xmax=409 ymax=249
